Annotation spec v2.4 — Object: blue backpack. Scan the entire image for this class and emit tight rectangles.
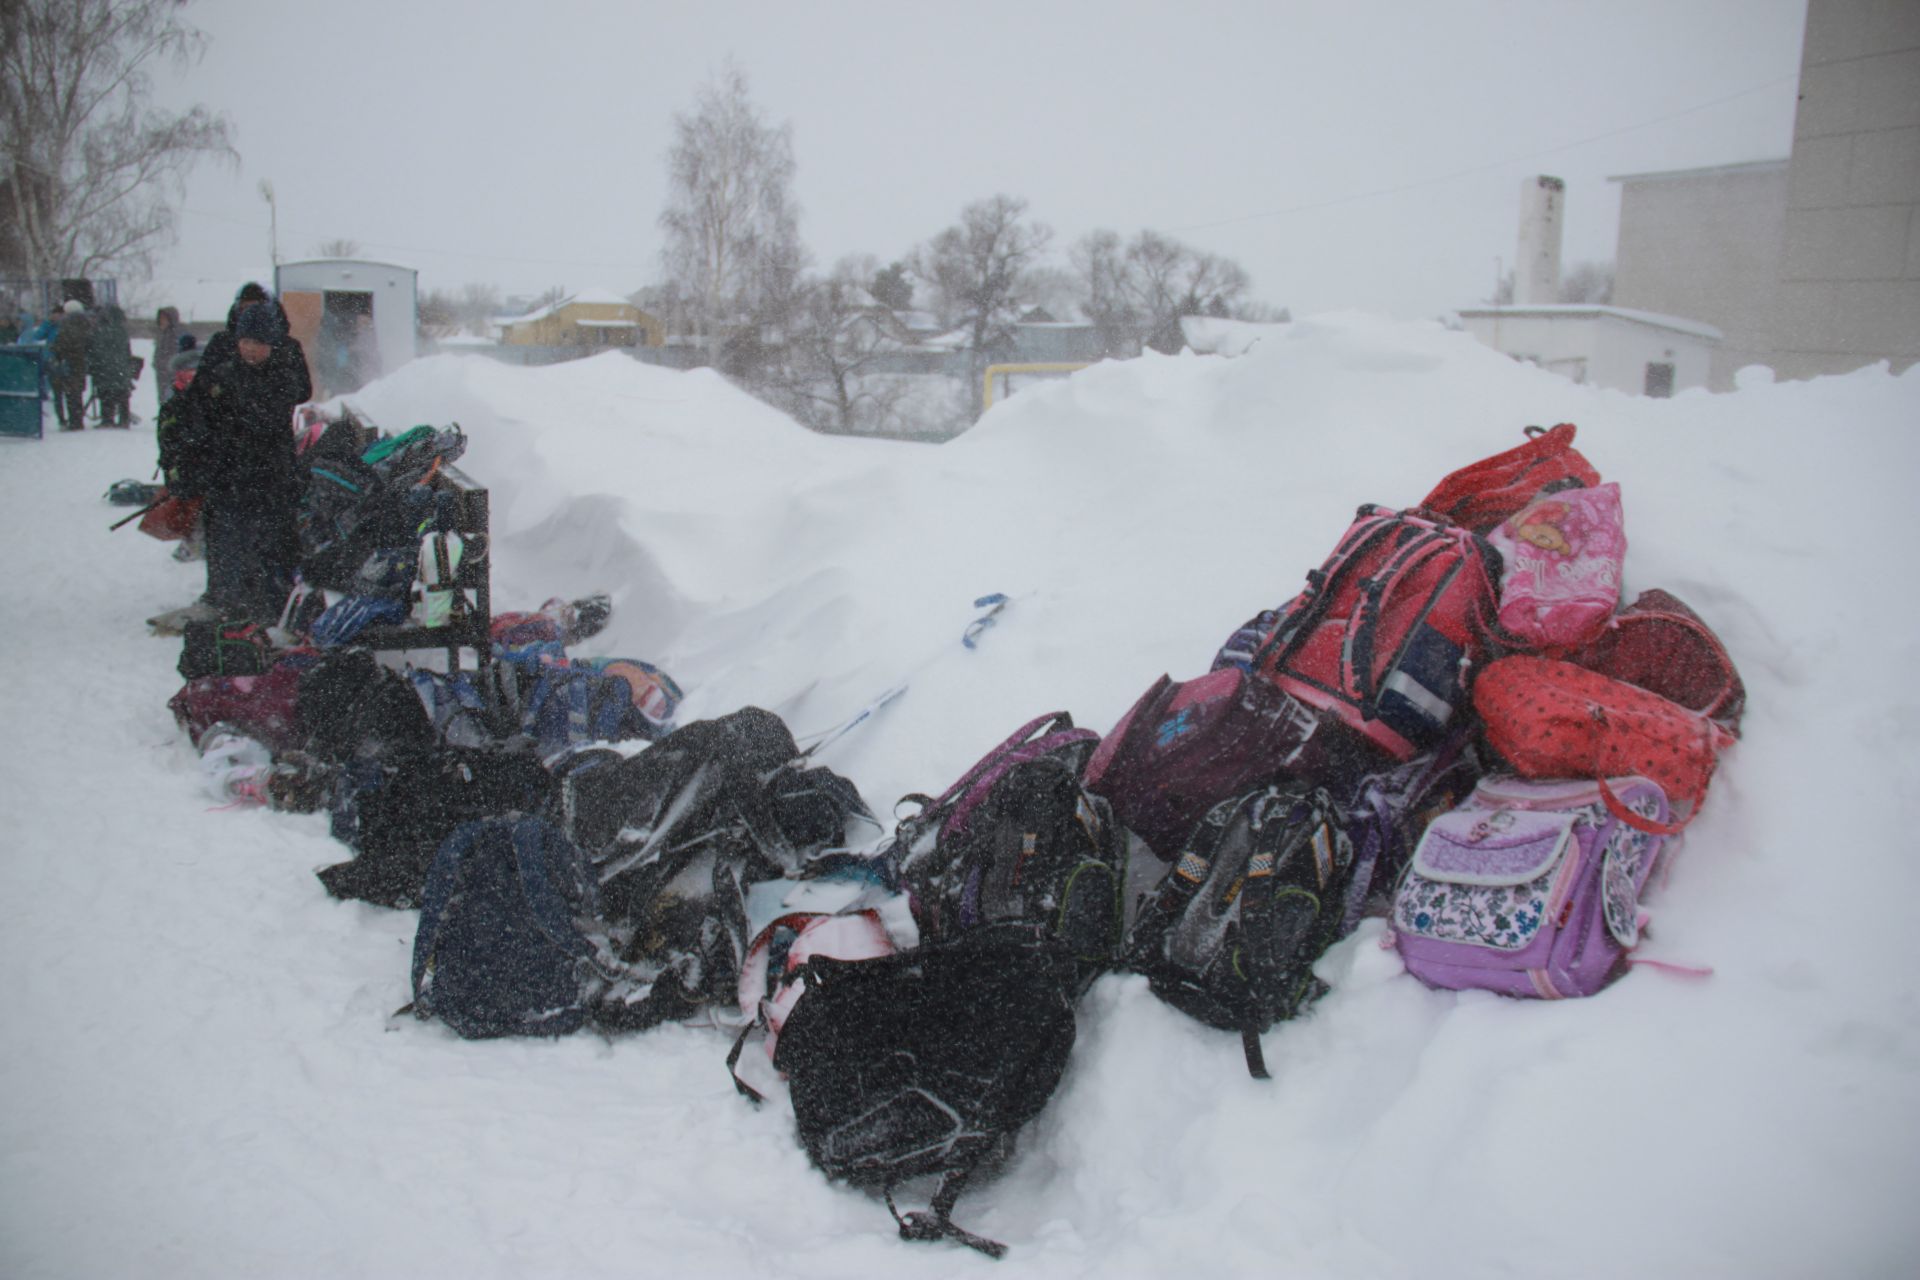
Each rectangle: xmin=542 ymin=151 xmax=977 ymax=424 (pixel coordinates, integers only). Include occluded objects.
xmin=410 ymin=815 xmax=609 ymax=1038
xmin=522 ymin=665 xmax=648 ymax=756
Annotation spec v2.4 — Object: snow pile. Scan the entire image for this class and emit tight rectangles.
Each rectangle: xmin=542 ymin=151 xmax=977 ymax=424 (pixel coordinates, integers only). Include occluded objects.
xmin=3 ymin=317 xmax=1917 ymax=1278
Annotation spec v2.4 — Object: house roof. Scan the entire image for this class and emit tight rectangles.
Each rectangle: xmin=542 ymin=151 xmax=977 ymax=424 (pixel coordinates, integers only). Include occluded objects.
xmin=499 ymin=288 xmax=638 ymax=326
xmin=1454 ymin=304 xmax=1723 ymax=342
xmin=276 ymin=257 xmax=418 ymax=276
xmin=1605 ymin=157 xmax=1789 ymax=185
xmin=568 ymin=287 xmax=632 ymax=307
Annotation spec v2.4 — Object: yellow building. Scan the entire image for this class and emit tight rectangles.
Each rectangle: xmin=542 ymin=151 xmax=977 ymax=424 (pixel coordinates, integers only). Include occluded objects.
xmin=499 ymin=288 xmax=663 ymax=348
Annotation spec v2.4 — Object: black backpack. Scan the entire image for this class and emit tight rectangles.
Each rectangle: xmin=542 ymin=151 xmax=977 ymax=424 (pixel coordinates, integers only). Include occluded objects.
xmin=889 ymin=714 xmax=1124 ymax=987
xmin=296 ymin=650 xmax=435 ymax=764
xmin=319 ymin=745 xmax=555 ymax=909
xmin=297 ymin=454 xmax=393 ymax=591
xmin=772 ymin=925 xmax=1079 ymax=1259
xmin=177 ymin=620 xmax=277 ymax=680
xmin=1123 ymin=781 xmax=1355 ymax=1079
xmin=573 ymin=709 xmax=876 ymax=1031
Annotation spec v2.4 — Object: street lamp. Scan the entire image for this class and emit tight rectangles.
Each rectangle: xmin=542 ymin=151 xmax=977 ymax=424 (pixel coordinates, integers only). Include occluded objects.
xmin=259 ymin=179 xmax=278 ymax=266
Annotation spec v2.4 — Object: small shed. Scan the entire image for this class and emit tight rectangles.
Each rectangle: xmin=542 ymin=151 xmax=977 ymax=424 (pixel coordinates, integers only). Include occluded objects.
xmin=275 ymin=258 xmax=418 ymax=398
xmin=1454 ymin=305 xmax=1721 ymax=397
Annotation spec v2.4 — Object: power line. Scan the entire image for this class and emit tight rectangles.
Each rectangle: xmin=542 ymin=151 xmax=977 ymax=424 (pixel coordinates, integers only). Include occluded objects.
xmin=1169 ymin=73 xmax=1798 ymax=234
xmin=177 ymin=202 xmax=656 ymax=273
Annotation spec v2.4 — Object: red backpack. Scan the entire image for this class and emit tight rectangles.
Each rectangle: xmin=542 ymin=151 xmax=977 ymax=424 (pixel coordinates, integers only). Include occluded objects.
xmin=1247 ymin=505 xmax=1503 ymax=765
xmin=1419 ymin=423 xmax=1601 ymax=533
xmin=1472 ymin=655 xmax=1735 ymax=833
xmin=1564 ymin=589 xmax=1745 ymax=735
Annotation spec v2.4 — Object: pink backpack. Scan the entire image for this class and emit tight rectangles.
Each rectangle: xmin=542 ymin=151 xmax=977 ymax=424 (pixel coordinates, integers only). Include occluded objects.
xmin=1486 ymin=482 xmax=1625 ymax=649
xmin=1389 ymin=775 xmax=1673 ymax=999
xmin=167 ymin=661 xmax=308 ymax=751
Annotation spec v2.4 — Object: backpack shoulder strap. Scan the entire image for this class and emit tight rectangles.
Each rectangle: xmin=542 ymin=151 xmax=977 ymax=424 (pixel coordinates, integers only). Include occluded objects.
xmin=1252 ymin=507 xmax=1407 ymax=675
xmin=888 ymin=1166 xmax=1008 ymax=1260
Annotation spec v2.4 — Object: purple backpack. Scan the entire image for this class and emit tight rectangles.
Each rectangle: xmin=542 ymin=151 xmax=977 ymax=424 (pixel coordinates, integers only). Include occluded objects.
xmin=1083 ymin=668 xmax=1345 ymax=861
xmin=1390 ymin=775 xmax=1672 ymax=999
xmin=1336 ymin=736 xmax=1484 ymax=936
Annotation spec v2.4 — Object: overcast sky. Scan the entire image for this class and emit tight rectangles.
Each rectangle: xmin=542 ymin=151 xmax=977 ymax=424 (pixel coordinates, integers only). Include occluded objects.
xmin=147 ymin=0 xmax=1808 ymax=321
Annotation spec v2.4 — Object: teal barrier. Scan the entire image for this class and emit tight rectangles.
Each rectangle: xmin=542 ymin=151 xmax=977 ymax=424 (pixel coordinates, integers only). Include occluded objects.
xmin=0 ymin=345 xmax=46 ymax=439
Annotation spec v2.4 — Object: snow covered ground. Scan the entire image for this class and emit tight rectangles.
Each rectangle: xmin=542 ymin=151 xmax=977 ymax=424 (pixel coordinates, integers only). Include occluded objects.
xmin=3 ymin=316 xmax=1916 ymax=1278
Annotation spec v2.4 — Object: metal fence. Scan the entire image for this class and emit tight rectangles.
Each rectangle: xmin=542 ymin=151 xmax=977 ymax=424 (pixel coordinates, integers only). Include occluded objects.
xmin=1 ymin=277 xmax=119 ymax=326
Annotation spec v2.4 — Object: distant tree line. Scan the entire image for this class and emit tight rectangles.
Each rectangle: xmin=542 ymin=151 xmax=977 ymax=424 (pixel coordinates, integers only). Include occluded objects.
xmin=421 ymin=62 xmax=1290 ymax=435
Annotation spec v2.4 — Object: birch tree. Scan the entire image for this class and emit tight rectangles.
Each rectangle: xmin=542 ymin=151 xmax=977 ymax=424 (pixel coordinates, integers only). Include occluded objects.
xmin=0 ymin=0 xmax=235 ymax=279
xmin=658 ymin=62 xmax=801 ymax=366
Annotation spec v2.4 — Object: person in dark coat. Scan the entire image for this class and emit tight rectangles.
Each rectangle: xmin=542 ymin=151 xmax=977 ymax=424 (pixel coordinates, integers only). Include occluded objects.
xmin=50 ymin=300 xmax=91 ymax=430
xmin=88 ymin=303 xmax=135 ymax=427
xmin=154 ymin=306 xmax=182 ymax=412
xmin=163 ymin=283 xmax=312 ymax=620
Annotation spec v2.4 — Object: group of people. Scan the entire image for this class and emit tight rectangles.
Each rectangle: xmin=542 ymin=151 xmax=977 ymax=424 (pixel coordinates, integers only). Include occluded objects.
xmin=4 ymin=297 xmax=138 ymax=430
xmin=158 ymin=281 xmax=315 ymax=625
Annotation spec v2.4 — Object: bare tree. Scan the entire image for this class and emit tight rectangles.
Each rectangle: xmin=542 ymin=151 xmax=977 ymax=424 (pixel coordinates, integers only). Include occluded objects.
xmin=417 ymin=287 xmax=456 ymax=339
xmin=911 ymin=195 xmax=1052 ymax=356
xmin=1070 ymin=227 xmax=1257 ymax=353
xmin=314 ymin=237 xmax=362 ymax=259
xmin=418 ymin=281 xmax=505 ymax=339
xmin=658 ymin=61 xmax=802 ymax=365
xmin=1558 ymin=260 xmax=1614 ymax=305
xmin=1122 ymin=230 xmax=1250 ymax=352
xmin=772 ymin=256 xmax=915 ymax=432
xmin=1487 ymin=260 xmax=1612 ymax=306
xmin=0 ymin=0 xmax=235 ymax=279
xmin=455 ymin=282 xmax=503 ymax=334
xmin=1071 ymin=228 xmax=1141 ymax=357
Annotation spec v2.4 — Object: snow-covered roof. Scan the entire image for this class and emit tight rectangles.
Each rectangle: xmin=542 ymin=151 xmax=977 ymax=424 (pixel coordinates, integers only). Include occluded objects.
xmin=276 ymin=257 xmax=418 ymax=277
xmin=568 ymin=287 xmax=633 ymax=307
xmin=498 ymin=289 xmax=640 ymax=327
xmin=1454 ymin=304 xmax=1723 ymax=343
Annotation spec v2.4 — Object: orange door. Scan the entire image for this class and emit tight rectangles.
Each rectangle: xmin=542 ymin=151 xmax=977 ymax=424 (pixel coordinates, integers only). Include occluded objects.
xmin=280 ymin=290 xmax=324 ymax=400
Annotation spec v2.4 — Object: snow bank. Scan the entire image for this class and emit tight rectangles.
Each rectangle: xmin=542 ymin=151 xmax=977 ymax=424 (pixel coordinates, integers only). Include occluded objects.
xmin=3 ymin=322 xmax=1916 ymax=1278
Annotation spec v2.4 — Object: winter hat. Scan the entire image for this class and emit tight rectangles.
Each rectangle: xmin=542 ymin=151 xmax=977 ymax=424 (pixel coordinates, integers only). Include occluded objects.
xmin=62 ymin=299 xmax=83 ymax=314
xmin=235 ymin=303 xmax=277 ymax=343
xmin=177 ymin=333 xmax=197 ymax=352
xmin=235 ymin=281 xmax=269 ymax=304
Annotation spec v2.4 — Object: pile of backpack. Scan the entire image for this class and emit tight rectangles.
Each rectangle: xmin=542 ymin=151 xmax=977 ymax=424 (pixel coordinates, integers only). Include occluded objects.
xmin=700 ymin=423 xmax=1745 ymax=1255
xmin=157 ymin=420 xmax=1746 ymax=1260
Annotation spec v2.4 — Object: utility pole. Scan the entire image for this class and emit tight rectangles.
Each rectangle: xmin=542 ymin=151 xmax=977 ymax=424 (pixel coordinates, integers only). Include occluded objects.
xmin=259 ymin=179 xmax=279 ymax=266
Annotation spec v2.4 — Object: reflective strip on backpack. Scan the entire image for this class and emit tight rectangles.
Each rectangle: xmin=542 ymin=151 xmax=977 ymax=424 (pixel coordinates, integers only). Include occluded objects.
xmin=1381 ymin=669 xmax=1454 ymax=724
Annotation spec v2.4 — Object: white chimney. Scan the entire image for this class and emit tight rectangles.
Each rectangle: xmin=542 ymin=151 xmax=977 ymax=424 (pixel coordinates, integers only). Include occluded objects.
xmin=1514 ymin=175 xmax=1565 ymax=306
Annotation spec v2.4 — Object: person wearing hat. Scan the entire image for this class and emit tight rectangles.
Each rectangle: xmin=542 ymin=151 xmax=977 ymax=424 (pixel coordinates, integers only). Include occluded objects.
xmin=88 ymin=302 xmax=136 ymax=427
xmin=50 ymin=299 xmax=92 ymax=430
xmin=154 ymin=306 xmax=183 ymax=412
xmin=161 ymin=282 xmax=311 ymax=621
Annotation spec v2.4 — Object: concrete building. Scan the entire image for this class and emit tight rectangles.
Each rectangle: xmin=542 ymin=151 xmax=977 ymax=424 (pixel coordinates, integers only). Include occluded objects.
xmin=1609 ymin=0 xmax=1920 ymax=387
xmin=1456 ymin=305 xmax=1720 ymax=396
xmin=1772 ymin=0 xmax=1920 ymax=381
xmin=1458 ymin=174 xmax=1722 ymax=396
xmin=1610 ymin=160 xmax=1788 ymax=389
